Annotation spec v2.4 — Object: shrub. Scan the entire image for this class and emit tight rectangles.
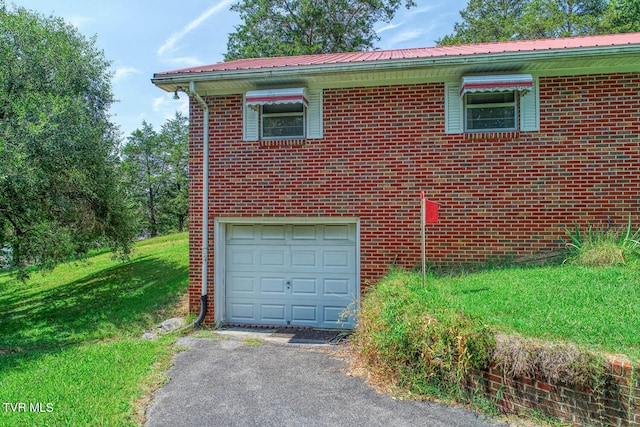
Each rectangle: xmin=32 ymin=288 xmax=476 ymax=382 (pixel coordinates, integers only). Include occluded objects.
xmin=565 ymin=218 xmax=640 ymax=267
xmin=354 ymin=270 xmax=495 ymax=401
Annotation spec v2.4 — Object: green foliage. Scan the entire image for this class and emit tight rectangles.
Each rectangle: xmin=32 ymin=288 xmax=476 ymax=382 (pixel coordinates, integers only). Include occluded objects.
xmin=565 ymin=219 xmax=640 ymax=266
xmin=355 ymin=264 xmax=640 ymax=401
xmin=0 ymin=233 xmax=188 ymax=425
xmin=439 ymin=0 xmax=627 ymax=45
xmin=602 ymin=0 xmax=640 ymax=32
xmin=0 ymin=233 xmax=189 ymax=351
xmin=520 ymin=0 xmax=607 ymax=38
xmin=438 ymin=0 xmax=526 ymax=45
xmin=225 ymin=0 xmax=416 ymax=60
xmin=355 ymin=271 xmax=495 ymax=401
xmin=121 ymin=113 xmax=189 ymax=237
xmin=0 ymin=7 xmax=136 ymax=276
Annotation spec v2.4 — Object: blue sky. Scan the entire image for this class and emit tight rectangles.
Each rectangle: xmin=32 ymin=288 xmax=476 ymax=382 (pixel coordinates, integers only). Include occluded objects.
xmin=11 ymin=0 xmax=468 ymax=138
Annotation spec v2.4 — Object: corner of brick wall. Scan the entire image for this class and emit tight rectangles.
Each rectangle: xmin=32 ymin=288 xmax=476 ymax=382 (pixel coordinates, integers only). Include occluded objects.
xmin=469 ymin=356 xmax=639 ymax=426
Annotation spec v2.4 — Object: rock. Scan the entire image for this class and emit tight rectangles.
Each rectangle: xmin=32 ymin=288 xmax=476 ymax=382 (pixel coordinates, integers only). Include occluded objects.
xmin=158 ymin=317 xmax=186 ymax=333
xmin=141 ymin=317 xmax=187 ymax=340
xmin=142 ymin=331 xmax=157 ymax=340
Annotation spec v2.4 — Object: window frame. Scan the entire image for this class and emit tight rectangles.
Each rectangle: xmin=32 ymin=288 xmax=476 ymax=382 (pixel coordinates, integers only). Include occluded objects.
xmin=464 ymin=91 xmax=519 ymax=133
xmin=260 ymin=103 xmax=306 ymax=140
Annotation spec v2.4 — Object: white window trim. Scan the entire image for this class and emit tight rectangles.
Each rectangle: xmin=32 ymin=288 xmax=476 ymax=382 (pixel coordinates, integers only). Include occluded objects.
xmin=445 ymin=76 xmax=539 ymax=134
xmin=244 ymin=87 xmax=323 ymax=141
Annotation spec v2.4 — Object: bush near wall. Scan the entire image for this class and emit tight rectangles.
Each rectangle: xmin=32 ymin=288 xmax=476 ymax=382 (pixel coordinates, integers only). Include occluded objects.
xmin=354 ymin=271 xmax=640 ymax=426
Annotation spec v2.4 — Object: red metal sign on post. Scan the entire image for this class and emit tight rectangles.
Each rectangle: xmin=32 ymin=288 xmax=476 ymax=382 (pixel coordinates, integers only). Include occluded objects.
xmin=421 ymin=192 xmax=439 ymax=287
xmin=425 ymin=200 xmax=439 ymax=224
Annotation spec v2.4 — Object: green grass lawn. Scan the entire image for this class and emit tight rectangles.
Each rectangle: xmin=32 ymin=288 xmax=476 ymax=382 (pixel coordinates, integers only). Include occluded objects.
xmin=377 ymin=264 xmax=640 ymax=360
xmin=0 ymin=233 xmax=189 ymax=426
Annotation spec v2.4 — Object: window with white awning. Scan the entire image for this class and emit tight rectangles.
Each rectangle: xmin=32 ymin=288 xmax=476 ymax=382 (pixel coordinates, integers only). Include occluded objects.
xmin=447 ymin=74 xmax=537 ymax=132
xmin=460 ymin=74 xmax=533 ymax=97
xmin=244 ymin=88 xmax=323 ymax=141
xmin=245 ymin=88 xmax=309 ymax=108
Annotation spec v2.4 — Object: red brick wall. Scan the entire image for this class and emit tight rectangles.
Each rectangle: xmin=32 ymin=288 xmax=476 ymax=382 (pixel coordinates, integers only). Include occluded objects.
xmin=470 ymin=356 xmax=639 ymax=426
xmin=188 ymin=72 xmax=640 ymax=323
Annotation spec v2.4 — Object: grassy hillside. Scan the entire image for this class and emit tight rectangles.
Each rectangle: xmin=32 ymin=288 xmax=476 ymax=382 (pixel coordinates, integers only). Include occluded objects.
xmin=0 ymin=233 xmax=189 ymax=426
xmin=355 ymin=263 xmax=640 ymax=408
xmin=360 ymin=265 xmax=640 ymax=362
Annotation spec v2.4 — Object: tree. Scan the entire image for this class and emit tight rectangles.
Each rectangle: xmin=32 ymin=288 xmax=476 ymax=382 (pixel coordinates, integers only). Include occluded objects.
xmin=157 ymin=113 xmax=189 ymax=233
xmin=121 ymin=114 xmax=189 ymax=237
xmin=0 ymin=7 xmax=135 ymax=275
xmin=602 ymin=0 xmax=640 ymax=33
xmin=438 ymin=0 xmax=525 ymax=45
xmin=225 ymin=0 xmax=416 ymax=60
xmin=518 ymin=0 xmax=607 ymax=39
xmin=439 ymin=0 xmax=615 ymax=45
xmin=122 ymin=123 xmax=164 ymax=238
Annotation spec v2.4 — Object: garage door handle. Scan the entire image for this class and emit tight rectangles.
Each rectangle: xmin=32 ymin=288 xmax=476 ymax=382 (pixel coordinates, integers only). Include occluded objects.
xmin=286 ymin=281 xmax=291 ymax=289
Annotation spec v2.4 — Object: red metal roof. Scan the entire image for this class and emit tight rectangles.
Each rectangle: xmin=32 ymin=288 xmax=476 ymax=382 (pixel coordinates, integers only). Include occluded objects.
xmin=155 ymin=33 xmax=640 ymax=76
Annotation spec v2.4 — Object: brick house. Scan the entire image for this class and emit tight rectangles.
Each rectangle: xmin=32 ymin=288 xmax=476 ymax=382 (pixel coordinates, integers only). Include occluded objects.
xmin=152 ymin=33 xmax=640 ymax=328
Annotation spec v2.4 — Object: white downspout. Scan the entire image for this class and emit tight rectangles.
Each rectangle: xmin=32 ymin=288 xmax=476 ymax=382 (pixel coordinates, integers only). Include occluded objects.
xmin=188 ymin=81 xmax=210 ymax=326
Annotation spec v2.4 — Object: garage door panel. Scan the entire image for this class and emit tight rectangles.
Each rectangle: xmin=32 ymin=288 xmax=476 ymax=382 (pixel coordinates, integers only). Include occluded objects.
xmin=323 ymin=250 xmax=351 ymax=268
xmin=260 ymin=250 xmax=286 ymax=267
xmin=228 ymin=303 xmax=255 ymax=321
xmin=261 ymin=225 xmax=286 ymax=240
xmin=291 ymin=251 xmax=317 ymax=267
xmin=227 ymin=224 xmax=255 ymax=240
xmin=324 ymin=224 xmax=352 ymax=241
xmin=292 ymin=225 xmax=317 ymax=240
xmin=225 ymin=223 xmax=357 ymax=328
xmin=291 ymin=305 xmax=318 ymax=323
xmin=260 ymin=277 xmax=287 ymax=294
xmin=291 ymin=278 xmax=317 ymax=294
xmin=229 ymin=249 xmax=254 ymax=266
xmin=261 ymin=304 xmax=286 ymax=322
xmin=227 ymin=275 xmax=255 ymax=293
xmin=324 ymin=306 xmax=346 ymax=323
xmin=323 ymin=278 xmax=351 ymax=296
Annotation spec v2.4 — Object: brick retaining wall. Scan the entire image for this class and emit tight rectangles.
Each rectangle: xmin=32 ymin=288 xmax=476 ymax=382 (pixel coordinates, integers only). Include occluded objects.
xmin=470 ymin=356 xmax=639 ymax=426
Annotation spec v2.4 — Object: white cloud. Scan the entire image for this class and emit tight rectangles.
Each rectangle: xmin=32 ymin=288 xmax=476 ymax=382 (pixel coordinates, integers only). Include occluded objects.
xmin=162 ymin=56 xmax=204 ymax=69
xmin=387 ymin=28 xmax=428 ymax=47
xmin=65 ymin=14 xmax=92 ymax=29
xmin=152 ymin=96 xmax=169 ymax=112
xmin=376 ymin=22 xmax=402 ymax=34
xmin=152 ymin=94 xmax=188 ymax=122
xmin=113 ymin=66 xmax=140 ymax=83
xmin=157 ymin=0 xmax=234 ymax=56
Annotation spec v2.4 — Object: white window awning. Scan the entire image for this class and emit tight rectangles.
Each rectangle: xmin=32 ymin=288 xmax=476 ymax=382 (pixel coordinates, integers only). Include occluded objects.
xmin=245 ymin=88 xmax=308 ymax=107
xmin=460 ymin=74 xmax=533 ymax=96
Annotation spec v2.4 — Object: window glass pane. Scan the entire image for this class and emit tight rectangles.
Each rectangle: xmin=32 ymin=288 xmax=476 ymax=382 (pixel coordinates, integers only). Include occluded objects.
xmin=465 ymin=91 xmax=517 ymax=131
xmin=467 ymin=106 xmax=515 ymax=130
xmin=263 ymin=115 xmax=304 ymax=138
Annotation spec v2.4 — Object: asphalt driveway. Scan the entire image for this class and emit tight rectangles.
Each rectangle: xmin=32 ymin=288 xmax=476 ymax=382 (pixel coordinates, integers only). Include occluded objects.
xmin=145 ymin=333 xmax=508 ymax=427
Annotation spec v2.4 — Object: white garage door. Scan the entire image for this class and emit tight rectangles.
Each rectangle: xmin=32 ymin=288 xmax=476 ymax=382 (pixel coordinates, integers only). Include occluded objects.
xmin=225 ymin=223 xmax=357 ymax=328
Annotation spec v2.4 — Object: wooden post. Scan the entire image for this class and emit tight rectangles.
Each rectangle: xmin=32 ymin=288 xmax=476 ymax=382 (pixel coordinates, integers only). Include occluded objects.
xmin=421 ymin=191 xmax=426 ymax=287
